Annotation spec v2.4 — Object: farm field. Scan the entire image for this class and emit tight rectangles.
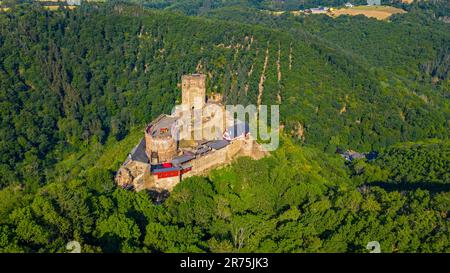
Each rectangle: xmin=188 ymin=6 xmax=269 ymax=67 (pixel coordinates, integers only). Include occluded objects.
xmin=332 ymin=5 xmax=407 ymax=20
xmin=41 ymin=5 xmax=77 ymax=10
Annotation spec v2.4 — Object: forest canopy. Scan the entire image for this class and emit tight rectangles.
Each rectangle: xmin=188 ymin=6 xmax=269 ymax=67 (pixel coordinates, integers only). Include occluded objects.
xmin=0 ymin=2 xmax=448 ymax=253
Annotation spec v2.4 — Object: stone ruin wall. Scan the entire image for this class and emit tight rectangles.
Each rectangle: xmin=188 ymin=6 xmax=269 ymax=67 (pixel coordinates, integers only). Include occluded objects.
xmin=183 ymin=138 xmax=260 ymax=179
xmin=127 ymin=161 xmax=149 ymax=177
xmin=187 ymin=148 xmax=229 ymax=177
xmin=144 ymin=131 xmax=152 ymax=157
xmin=133 ymin=168 xmax=153 ymax=192
xmin=182 ymin=74 xmax=206 ymax=109
xmin=116 ymin=73 xmax=269 ymax=194
xmin=116 ymin=138 xmax=267 ymax=192
xmin=227 ymin=139 xmax=245 ymax=158
xmin=145 ymin=132 xmax=178 ymax=163
xmin=116 ymin=160 xmax=152 ymax=191
xmin=152 ymin=176 xmax=180 ymax=192
xmin=116 ymin=167 xmax=132 ymax=187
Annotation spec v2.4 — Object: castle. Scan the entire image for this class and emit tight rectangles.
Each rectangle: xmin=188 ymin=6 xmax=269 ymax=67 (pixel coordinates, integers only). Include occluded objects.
xmin=115 ymin=74 xmax=266 ymax=192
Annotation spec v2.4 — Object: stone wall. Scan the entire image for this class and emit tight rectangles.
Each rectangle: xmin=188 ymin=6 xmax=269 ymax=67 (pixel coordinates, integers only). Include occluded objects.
xmin=116 ymin=167 xmax=133 ymax=187
xmin=153 ymin=175 xmax=181 ymax=191
xmin=126 ymin=160 xmax=150 ymax=178
xmin=117 ymin=138 xmax=266 ymax=192
xmin=182 ymin=74 xmax=206 ymax=109
xmin=188 ymin=148 xmax=228 ymax=177
xmin=115 ymin=160 xmax=152 ymax=191
xmin=226 ymin=139 xmax=244 ymax=159
xmin=183 ymin=138 xmax=259 ymax=178
xmin=145 ymin=132 xmax=177 ymax=163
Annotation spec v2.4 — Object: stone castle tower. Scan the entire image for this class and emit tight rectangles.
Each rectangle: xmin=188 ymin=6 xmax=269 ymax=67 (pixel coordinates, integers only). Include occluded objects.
xmin=182 ymin=74 xmax=206 ymax=109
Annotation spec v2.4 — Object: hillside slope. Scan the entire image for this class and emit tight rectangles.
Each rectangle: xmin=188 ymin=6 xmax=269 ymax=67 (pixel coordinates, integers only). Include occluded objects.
xmin=0 ymin=4 xmax=448 ymax=189
xmin=0 ymin=133 xmax=448 ymax=252
xmin=0 ymin=3 xmax=448 ymax=253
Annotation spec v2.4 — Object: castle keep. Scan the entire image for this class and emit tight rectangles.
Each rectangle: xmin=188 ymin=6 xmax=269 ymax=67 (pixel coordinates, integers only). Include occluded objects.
xmin=115 ymin=74 xmax=266 ymax=192
xmin=182 ymin=74 xmax=206 ymax=110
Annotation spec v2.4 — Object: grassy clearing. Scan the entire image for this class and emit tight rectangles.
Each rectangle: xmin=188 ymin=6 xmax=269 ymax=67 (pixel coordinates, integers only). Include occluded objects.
xmin=332 ymin=5 xmax=406 ymax=20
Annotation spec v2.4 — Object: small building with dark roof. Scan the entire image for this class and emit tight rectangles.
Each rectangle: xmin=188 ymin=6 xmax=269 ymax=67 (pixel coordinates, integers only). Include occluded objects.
xmin=127 ymin=138 xmax=148 ymax=164
xmin=171 ymin=154 xmax=196 ymax=165
xmin=205 ymin=140 xmax=230 ymax=151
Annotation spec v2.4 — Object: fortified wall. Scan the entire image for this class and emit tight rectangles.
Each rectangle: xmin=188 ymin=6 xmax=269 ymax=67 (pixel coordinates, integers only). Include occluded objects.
xmin=115 ymin=74 xmax=267 ymax=193
xmin=182 ymin=74 xmax=206 ymax=110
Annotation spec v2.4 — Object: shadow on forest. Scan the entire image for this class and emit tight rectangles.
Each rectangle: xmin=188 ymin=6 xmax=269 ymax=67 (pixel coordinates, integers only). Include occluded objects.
xmin=147 ymin=189 xmax=170 ymax=204
xmin=366 ymin=182 xmax=450 ymax=193
xmin=99 ymin=234 xmax=122 ymax=253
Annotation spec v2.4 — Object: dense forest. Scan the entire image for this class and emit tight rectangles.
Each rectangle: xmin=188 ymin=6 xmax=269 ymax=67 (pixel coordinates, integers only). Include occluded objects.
xmin=0 ymin=2 xmax=448 ymax=252
xmin=137 ymin=0 xmax=450 ymax=17
xmin=135 ymin=0 xmax=367 ymax=14
xmin=0 ymin=136 xmax=448 ymax=252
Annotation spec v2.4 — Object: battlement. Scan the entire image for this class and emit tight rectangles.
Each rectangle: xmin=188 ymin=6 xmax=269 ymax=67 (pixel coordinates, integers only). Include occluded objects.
xmin=115 ymin=74 xmax=267 ymax=196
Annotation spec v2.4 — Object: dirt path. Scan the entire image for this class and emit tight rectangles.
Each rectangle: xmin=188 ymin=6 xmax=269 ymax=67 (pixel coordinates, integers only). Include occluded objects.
xmin=289 ymin=43 xmax=292 ymax=71
xmin=257 ymin=45 xmax=270 ymax=109
xmin=244 ymin=64 xmax=254 ymax=95
xmin=276 ymin=43 xmax=282 ymax=104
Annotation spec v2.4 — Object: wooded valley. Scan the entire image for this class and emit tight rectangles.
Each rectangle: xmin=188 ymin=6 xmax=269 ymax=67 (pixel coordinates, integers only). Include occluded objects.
xmin=0 ymin=2 xmax=448 ymax=252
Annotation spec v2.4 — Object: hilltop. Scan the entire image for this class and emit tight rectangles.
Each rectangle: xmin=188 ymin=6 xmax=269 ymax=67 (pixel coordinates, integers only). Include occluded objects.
xmin=0 ymin=2 xmax=448 ymax=253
